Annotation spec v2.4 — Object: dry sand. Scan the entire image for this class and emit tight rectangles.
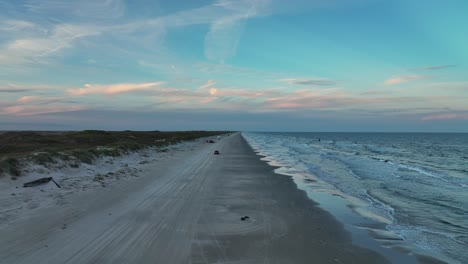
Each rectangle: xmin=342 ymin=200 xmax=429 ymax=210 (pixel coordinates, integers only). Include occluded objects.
xmin=0 ymin=133 xmax=395 ymax=263
xmin=0 ymin=140 xmax=200 ymax=227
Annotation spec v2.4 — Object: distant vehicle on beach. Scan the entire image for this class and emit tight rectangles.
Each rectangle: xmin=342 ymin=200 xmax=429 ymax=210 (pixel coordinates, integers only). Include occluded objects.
xmin=214 ymin=150 xmax=219 ymax=155
xmin=208 ymin=140 xmax=215 ymax=143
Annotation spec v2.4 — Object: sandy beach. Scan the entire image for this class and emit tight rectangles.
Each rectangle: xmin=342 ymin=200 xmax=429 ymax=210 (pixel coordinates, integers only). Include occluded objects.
xmin=0 ymin=133 xmax=402 ymax=263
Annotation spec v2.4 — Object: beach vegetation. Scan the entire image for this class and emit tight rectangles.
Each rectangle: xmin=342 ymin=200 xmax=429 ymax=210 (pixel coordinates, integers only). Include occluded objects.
xmin=0 ymin=157 xmax=21 ymax=177
xmin=71 ymin=150 xmax=96 ymax=164
xmin=0 ymin=130 xmax=230 ymax=176
xmin=31 ymin=152 xmax=55 ymax=166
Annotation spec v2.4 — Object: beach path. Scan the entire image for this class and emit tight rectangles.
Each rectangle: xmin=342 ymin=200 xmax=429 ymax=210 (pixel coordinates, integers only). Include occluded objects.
xmin=0 ymin=133 xmax=388 ymax=264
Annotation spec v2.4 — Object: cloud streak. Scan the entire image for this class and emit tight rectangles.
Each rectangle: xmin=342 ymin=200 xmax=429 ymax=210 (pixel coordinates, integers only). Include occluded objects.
xmin=0 ymin=24 xmax=101 ymax=64
xmin=68 ymin=82 xmax=164 ymax=96
xmin=204 ymin=0 xmax=270 ymax=62
xmin=0 ymin=20 xmax=38 ymax=31
xmin=420 ymin=112 xmax=468 ymax=121
xmin=0 ymin=88 xmax=30 ymax=93
xmin=264 ymin=89 xmax=383 ymax=110
xmin=23 ymin=0 xmax=126 ymax=21
xmin=280 ymin=78 xmax=336 ymax=86
xmin=16 ymin=95 xmax=65 ymax=105
xmin=412 ymin=64 xmax=457 ymax=71
xmin=0 ymin=0 xmax=271 ymax=66
xmin=3 ymin=105 xmax=88 ymax=116
xmin=384 ymin=75 xmax=425 ymax=85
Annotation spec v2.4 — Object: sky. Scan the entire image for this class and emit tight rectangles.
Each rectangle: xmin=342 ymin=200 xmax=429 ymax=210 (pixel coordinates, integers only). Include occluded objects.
xmin=0 ymin=0 xmax=467 ymax=132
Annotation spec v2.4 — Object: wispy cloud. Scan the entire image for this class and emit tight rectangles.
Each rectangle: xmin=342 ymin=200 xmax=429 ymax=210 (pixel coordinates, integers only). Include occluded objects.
xmin=0 ymin=83 xmax=57 ymax=93
xmin=23 ymin=0 xmax=126 ymax=21
xmin=27 ymin=79 xmax=437 ymax=114
xmin=279 ymin=78 xmax=336 ymax=86
xmin=212 ymin=88 xmax=270 ymax=98
xmin=420 ymin=112 xmax=468 ymax=121
xmin=16 ymin=95 xmax=64 ymax=105
xmin=349 ymin=107 xmax=452 ymax=115
xmin=0 ymin=24 xmax=101 ymax=64
xmin=200 ymin=80 xmax=217 ymax=91
xmin=423 ymin=81 xmax=468 ymax=91
xmin=360 ymin=90 xmax=392 ymax=96
xmin=1 ymin=92 xmax=87 ymax=116
xmin=178 ymin=0 xmax=270 ymax=63
xmin=17 ymin=96 xmax=39 ymax=104
xmin=0 ymin=20 xmax=38 ymax=31
xmin=0 ymin=0 xmax=272 ymax=66
xmin=204 ymin=81 xmax=219 ymax=96
xmin=200 ymin=80 xmax=273 ymax=98
xmin=384 ymin=75 xmax=425 ymax=85
xmin=68 ymin=82 xmax=164 ymax=96
xmin=204 ymin=0 xmax=270 ymax=62
xmin=0 ymin=88 xmax=30 ymax=93
xmin=3 ymin=105 xmax=88 ymax=116
xmin=142 ymin=80 xmax=273 ymax=110
xmin=411 ymin=64 xmax=457 ymax=71
xmin=264 ymin=89 xmax=384 ymax=110
xmin=131 ymin=0 xmax=270 ymax=63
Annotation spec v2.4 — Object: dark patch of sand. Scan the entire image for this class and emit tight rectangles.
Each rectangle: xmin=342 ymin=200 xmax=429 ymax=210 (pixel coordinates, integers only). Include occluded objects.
xmin=191 ymin=134 xmax=390 ymax=263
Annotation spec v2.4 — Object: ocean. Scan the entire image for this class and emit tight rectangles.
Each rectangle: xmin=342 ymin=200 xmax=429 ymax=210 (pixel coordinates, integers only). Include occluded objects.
xmin=242 ymin=132 xmax=468 ymax=264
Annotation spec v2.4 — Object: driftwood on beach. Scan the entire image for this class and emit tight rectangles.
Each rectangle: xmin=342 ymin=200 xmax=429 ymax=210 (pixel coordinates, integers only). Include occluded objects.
xmin=23 ymin=177 xmax=61 ymax=188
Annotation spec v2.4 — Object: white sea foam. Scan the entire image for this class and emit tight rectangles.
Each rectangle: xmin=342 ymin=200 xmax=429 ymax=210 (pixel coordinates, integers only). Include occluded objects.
xmin=242 ymin=132 xmax=468 ymax=264
xmin=398 ymin=163 xmax=447 ymax=180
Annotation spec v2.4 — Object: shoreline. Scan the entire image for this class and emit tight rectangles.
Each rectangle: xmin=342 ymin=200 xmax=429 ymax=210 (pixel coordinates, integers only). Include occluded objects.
xmin=191 ymin=133 xmax=392 ymax=263
xmin=0 ymin=132 xmax=445 ymax=263
xmin=242 ymin=132 xmax=453 ymax=264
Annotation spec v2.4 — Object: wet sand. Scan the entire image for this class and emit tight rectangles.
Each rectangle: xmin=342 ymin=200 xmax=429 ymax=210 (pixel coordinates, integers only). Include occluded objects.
xmin=191 ymin=133 xmax=389 ymax=263
xmin=0 ymin=133 xmax=390 ymax=263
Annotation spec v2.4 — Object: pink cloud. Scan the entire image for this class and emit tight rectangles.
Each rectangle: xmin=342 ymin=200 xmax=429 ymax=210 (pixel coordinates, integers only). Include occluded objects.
xmin=279 ymin=78 xmax=336 ymax=86
xmin=3 ymin=105 xmax=88 ymax=116
xmin=199 ymin=80 xmax=219 ymax=96
xmin=198 ymin=80 xmax=277 ymax=99
xmin=384 ymin=75 xmax=425 ymax=85
xmin=210 ymin=88 xmax=272 ymax=98
xmin=200 ymin=80 xmax=216 ymax=90
xmin=17 ymin=96 xmax=39 ymax=103
xmin=16 ymin=96 xmax=65 ymax=105
xmin=68 ymin=82 xmax=163 ymax=96
xmin=264 ymin=89 xmax=386 ymax=110
xmin=157 ymin=84 xmax=387 ymax=112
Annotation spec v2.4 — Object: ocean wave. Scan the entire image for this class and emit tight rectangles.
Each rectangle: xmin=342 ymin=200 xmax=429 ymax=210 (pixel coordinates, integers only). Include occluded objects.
xmin=388 ymin=224 xmax=466 ymax=263
xmin=364 ymin=144 xmax=404 ymax=155
xmin=242 ymin=132 xmax=468 ymax=264
xmin=396 ymin=163 xmax=468 ymax=190
xmin=398 ymin=164 xmax=447 ymax=180
xmin=364 ymin=190 xmax=395 ymax=222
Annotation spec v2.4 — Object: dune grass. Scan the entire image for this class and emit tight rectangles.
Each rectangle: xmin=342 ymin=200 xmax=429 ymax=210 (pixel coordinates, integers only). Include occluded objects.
xmin=0 ymin=130 xmax=228 ymax=177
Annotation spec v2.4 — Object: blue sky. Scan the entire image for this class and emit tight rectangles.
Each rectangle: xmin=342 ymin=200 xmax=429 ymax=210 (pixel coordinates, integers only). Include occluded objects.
xmin=0 ymin=0 xmax=467 ymax=131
